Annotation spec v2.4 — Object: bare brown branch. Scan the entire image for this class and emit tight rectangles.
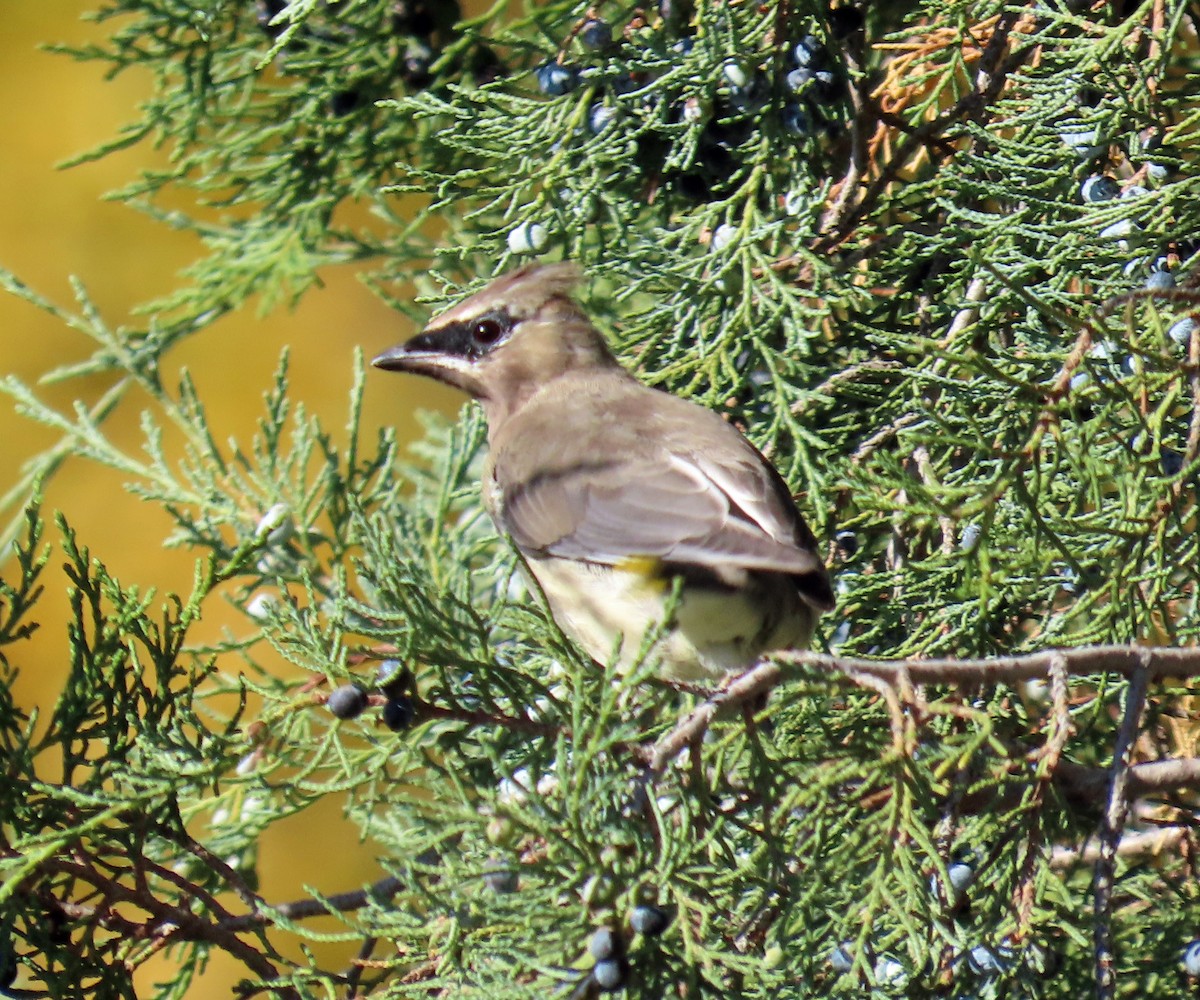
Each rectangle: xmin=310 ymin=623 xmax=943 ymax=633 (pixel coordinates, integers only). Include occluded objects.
xmin=1058 ymin=757 xmax=1200 ymax=799
xmin=1052 ymin=826 xmax=1189 ymax=869
xmin=776 ymin=644 xmax=1200 ymax=684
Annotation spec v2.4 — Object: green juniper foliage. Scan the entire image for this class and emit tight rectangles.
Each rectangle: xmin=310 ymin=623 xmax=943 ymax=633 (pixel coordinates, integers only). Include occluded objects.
xmin=2 ymin=0 xmax=1200 ymax=997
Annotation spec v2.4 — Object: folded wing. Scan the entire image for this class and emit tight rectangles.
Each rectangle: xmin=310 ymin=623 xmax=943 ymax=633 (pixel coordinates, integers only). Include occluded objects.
xmin=499 ymin=447 xmax=835 ymax=610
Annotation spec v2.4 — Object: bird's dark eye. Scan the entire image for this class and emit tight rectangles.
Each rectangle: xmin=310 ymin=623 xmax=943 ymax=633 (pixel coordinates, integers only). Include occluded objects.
xmin=471 ymin=317 xmax=505 ymax=346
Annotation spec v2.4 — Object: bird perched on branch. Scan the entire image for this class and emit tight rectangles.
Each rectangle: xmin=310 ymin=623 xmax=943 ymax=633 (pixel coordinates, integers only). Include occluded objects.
xmin=372 ymin=263 xmax=834 ymax=682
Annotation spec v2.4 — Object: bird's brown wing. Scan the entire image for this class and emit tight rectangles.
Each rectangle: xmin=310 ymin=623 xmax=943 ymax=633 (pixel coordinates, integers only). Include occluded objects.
xmin=496 ymin=445 xmax=835 ymax=611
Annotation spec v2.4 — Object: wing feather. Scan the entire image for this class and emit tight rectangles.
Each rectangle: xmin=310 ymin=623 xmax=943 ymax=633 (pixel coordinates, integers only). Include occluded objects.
xmin=499 ymin=449 xmax=833 ymax=608
xmin=489 ymin=374 xmax=834 ymax=611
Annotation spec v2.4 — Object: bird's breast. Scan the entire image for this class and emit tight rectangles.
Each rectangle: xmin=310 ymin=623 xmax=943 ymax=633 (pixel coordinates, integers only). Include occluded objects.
xmin=521 ymin=555 xmax=814 ymax=683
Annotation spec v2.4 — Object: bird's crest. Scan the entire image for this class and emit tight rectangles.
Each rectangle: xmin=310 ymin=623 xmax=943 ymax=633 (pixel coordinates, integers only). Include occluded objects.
xmin=431 ymin=262 xmax=583 ymax=328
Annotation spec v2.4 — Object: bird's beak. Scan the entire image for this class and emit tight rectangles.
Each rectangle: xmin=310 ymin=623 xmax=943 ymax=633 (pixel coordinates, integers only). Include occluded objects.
xmin=371 ymin=332 xmax=480 ymax=394
xmin=372 ymin=342 xmax=431 ymax=372
xmin=372 ymin=326 xmax=465 ymax=370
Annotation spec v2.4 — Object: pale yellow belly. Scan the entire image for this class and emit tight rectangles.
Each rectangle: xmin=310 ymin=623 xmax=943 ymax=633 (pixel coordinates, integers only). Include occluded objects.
xmin=523 ymin=556 xmax=814 ymax=682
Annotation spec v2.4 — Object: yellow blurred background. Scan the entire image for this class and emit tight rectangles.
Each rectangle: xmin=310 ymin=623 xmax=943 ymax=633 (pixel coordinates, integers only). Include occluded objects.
xmin=2 ymin=2 xmax=462 ymax=992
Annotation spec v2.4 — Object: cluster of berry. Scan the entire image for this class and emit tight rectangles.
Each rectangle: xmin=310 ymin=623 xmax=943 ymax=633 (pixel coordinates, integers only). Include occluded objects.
xmin=525 ymin=11 xmax=854 ymax=221
xmin=579 ymin=906 xmax=671 ymax=994
xmin=255 ymin=0 xmax=502 ymax=116
xmin=325 ymin=666 xmax=675 ymax=993
xmin=1069 ymin=116 xmax=1194 ymax=476
xmin=825 ymin=860 xmax=1060 ymax=988
xmin=1077 ymin=164 xmax=1191 ymax=311
xmin=779 ymin=33 xmax=847 ymax=138
xmin=325 ymin=660 xmax=415 ymax=731
xmin=1068 ymin=109 xmax=1192 ymax=334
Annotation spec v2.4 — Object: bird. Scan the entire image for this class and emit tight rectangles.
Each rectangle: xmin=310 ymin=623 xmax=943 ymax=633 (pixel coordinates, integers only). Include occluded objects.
xmin=372 ymin=262 xmax=835 ymax=683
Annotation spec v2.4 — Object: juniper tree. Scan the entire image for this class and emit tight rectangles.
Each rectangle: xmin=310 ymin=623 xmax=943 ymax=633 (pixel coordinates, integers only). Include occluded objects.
xmin=3 ymin=1 xmax=1200 ymax=998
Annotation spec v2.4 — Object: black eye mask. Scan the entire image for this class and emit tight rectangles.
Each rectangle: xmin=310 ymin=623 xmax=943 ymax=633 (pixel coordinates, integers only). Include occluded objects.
xmin=403 ymin=309 xmax=515 ymax=360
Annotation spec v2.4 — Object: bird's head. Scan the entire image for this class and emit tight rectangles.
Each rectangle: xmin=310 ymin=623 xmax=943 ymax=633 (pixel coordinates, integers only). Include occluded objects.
xmin=372 ymin=263 xmax=623 ymax=423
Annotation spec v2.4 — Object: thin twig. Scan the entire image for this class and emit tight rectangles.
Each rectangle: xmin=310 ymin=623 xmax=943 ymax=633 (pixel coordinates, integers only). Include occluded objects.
xmin=816 ymin=12 xmax=1030 ymax=253
xmin=790 ymin=359 xmax=903 ymax=416
xmin=1093 ymin=659 xmax=1151 ymax=1000
xmin=38 ymin=856 xmax=287 ymax=991
xmin=414 ymin=696 xmax=564 ymax=738
xmin=344 ymin=934 xmax=379 ymax=997
xmin=1012 ymin=653 xmax=1074 ymax=931
xmin=219 ymin=876 xmax=403 ymax=933
xmin=943 ymin=276 xmax=989 ymax=345
xmin=817 ymin=11 xmax=871 ymax=236
xmin=842 ymin=665 xmax=908 ymax=753
xmin=644 ymin=663 xmax=782 ymax=772
xmin=849 ymin=411 xmax=922 ymax=466
xmin=1052 ymin=826 xmax=1188 ymax=869
xmin=913 ymin=445 xmax=955 ymax=554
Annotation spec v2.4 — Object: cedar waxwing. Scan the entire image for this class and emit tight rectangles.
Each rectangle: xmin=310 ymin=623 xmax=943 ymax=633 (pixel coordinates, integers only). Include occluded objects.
xmin=372 ymin=263 xmax=834 ymax=682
